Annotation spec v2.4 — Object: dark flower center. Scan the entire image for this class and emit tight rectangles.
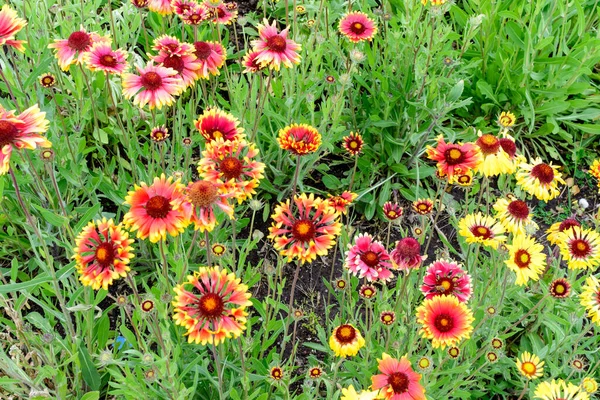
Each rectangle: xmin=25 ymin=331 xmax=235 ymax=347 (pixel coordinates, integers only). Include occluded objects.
xmin=507 ymin=200 xmax=529 ymax=220
xmin=559 ymin=218 xmax=580 ymax=232
xmin=570 ymin=239 xmax=591 ymax=258
xmin=219 ymin=156 xmax=243 ymax=180
xmin=41 ymin=76 xmax=55 ymax=87
xmin=95 ymin=242 xmax=115 ymax=267
xmin=530 ymin=163 xmax=555 ymax=184
xmin=216 ymin=8 xmax=225 ymax=18
xmin=162 ymin=55 xmax=185 ymax=73
xmin=335 ymin=324 xmax=356 ymax=343
xmin=68 ymin=31 xmax=92 ymax=51
xmin=360 ymin=250 xmax=380 ymax=267
xmin=435 ymin=277 xmax=454 ymax=295
xmin=444 ymin=147 xmax=465 ymax=165
xmin=498 ymin=138 xmax=517 ymax=157
xmin=514 ymin=249 xmax=531 ymax=268
xmin=188 ymin=180 xmax=218 ymax=208
xmin=0 ymin=120 xmax=18 ymax=148
xmin=145 ymin=195 xmax=172 ymax=218
xmin=395 ymin=238 xmax=420 ymax=259
xmin=434 ymin=313 xmax=454 ymax=332
xmin=267 ymin=35 xmax=287 ymax=52
xmin=196 ymin=292 xmax=224 ymax=319
xmin=470 ymin=225 xmax=492 ymax=239
xmin=476 ymin=134 xmax=500 ymax=155
xmin=194 ymin=42 xmax=212 ymax=60
xmin=190 ymin=13 xmax=202 ymax=23
xmin=100 ymin=54 xmax=117 ymax=67
xmin=292 ymin=219 xmax=315 ymax=242
xmin=388 ymin=372 xmax=409 ymax=393
xmin=350 ymin=22 xmax=366 ymax=34
xmin=141 ymin=71 xmax=163 ymax=90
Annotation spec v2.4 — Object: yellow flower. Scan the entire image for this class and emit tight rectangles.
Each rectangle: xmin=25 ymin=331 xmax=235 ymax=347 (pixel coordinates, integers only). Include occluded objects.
xmin=498 ymin=111 xmax=516 ymax=129
xmin=458 ymin=212 xmax=506 ymax=249
xmin=558 ymin=226 xmax=600 ymax=270
xmin=493 ymin=197 xmax=536 ymax=235
xmin=515 ymin=158 xmax=565 ymax=202
xmin=580 ymin=276 xmax=600 ymax=325
xmin=340 ymin=385 xmax=379 ymax=400
xmin=475 ymin=132 xmax=517 ymax=177
xmin=533 ymin=379 xmax=589 ymax=400
xmin=516 ymin=351 xmax=544 ymax=380
xmin=504 ymin=234 xmax=546 ymax=286
xmin=329 ymin=324 xmax=365 ymax=358
xmin=582 ymin=377 xmax=598 ymax=394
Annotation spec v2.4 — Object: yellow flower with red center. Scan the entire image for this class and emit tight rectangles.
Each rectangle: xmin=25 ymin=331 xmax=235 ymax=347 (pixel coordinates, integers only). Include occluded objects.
xmin=371 ymin=353 xmax=426 ymax=400
xmin=582 ymin=377 xmax=598 ymax=394
xmin=73 ymin=218 xmax=134 ymax=290
xmin=455 ymin=171 xmax=475 ymax=186
xmin=123 ymin=174 xmax=192 ymax=243
xmin=546 ymin=218 xmax=580 ymax=246
xmin=186 ymin=179 xmax=234 ymax=232
xmin=447 ymin=346 xmax=460 ymax=358
xmin=549 ymin=278 xmax=571 ymax=299
xmin=516 ymin=351 xmax=544 ymax=380
xmin=198 ymin=137 xmax=265 ymax=204
xmin=0 ymin=5 xmax=27 ymax=52
xmin=328 ymin=323 xmax=365 ymax=357
xmin=412 ymin=198 xmax=434 ymax=215
xmin=580 ymin=276 xmax=600 ymax=325
xmin=498 ymin=111 xmax=516 ymax=129
xmin=328 ymin=191 xmax=357 ymax=214
xmin=270 ymin=367 xmax=283 ymax=381
xmin=308 ymin=366 xmax=323 ymax=379
xmin=416 ymin=295 xmax=474 ymax=349
xmin=505 ymin=234 xmax=546 ymax=286
xmin=342 ymin=132 xmax=364 ymax=156
xmin=534 ymin=379 xmax=590 ymax=400
xmin=493 ymin=196 xmax=536 ymax=235
xmin=558 ymin=226 xmax=600 ymax=270
xmin=475 ymin=132 xmax=517 ymax=177
xmin=277 ymin=123 xmax=321 ymax=156
xmin=0 ymin=104 xmax=51 ymax=175
xmin=458 ymin=213 xmax=506 ymax=249
xmin=39 ymin=73 xmax=56 ymax=88
xmin=268 ymin=193 xmax=342 ymax=264
xmin=194 ymin=107 xmax=244 ymax=143
xmin=425 ymin=135 xmax=482 ymax=182
xmin=516 ymin=158 xmax=565 ymax=202
xmin=172 ymin=266 xmax=252 ymax=345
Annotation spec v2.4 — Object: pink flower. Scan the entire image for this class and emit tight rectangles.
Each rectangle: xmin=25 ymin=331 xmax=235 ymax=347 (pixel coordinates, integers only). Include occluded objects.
xmin=153 ymin=35 xmax=195 ymax=56
xmin=421 ymin=260 xmax=472 ymax=303
xmin=122 ymin=62 xmax=184 ymax=109
xmin=193 ymin=41 xmax=226 ymax=79
xmin=84 ymin=42 xmax=128 ymax=74
xmin=338 ymin=12 xmax=377 ymax=43
xmin=181 ymin=3 xmax=209 ymax=24
xmin=152 ymin=50 xmax=200 ymax=89
xmin=371 ymin=353 xmax=426 ymax=400
xmin=242 ymin=50 xmax=266 ymax=73
xmin=345 ymin=233 xmax=393 ymax=282
xmin=48 ymin=28 xmax=110 ymax=71
xmin=0 ymin=5 xmax=27 ymax=52
xmin=148 ymin=0 xmax=174 ymax=15
xmin=205 ymin=1 xmax=237 ymax=24
xmin=251 ymin=19 xmax=301 ymax=71
xmin=390 ymin=237 xmax=425 ymax=271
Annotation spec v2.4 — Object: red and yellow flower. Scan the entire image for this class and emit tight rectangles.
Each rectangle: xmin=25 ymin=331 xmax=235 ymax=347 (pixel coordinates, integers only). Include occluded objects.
xmin=505 ymin=234 xmax=547 ymax=286
xmin=516 ymin=158 xmax=565 ymax=202
xmin=328 ymin=324 xmax=365 ymax=358
xmin=242 ymin=50 xmax=266 ymax=73
xmin=48 ymin=28 xmax=110 ymax=71
xmin=123 ymin=174 xmax=192 ymax=243
xmin=546 ymin=218 xmax=581 ymax=246
xmin=122 ymin=63 xmax=185 ymax=109
xmin=172 ymin=266 xmax=252 ymax=345
xmin=416 ymin=295 xmax=474 ymax=349
xmin=493 ymin=196 xmax=536 ymax=235
xmin=328 ymin=191 xmax=357 ymax=215
xmin=193 ymin=41 xmax=227 ymax=79
xmin=475 ymin=131 xmax=517 ymax=177
xmin=152 ymin=48 xmax=201 ymax=89
xmin=580 ymin=275 xmax=600 ymax=325
xmin=194 ymin=107 xmax=244 ymax=142
xmin=148 ymin=0 xmax=174 ymax=15
xmin=516 ymin=351 xmax=544 ymax=380
xmin=421 ymin=260 xmax=472 ymax=303
xmin=186 ymin=180 xmax=234 ymax=232
xmin=277 ymin=123 xmax=321 ymax=156
xmin=383 ymin=202 xmax=403 ymax=221
xmin=338 ymin=12 xmax=377 ymax=43
xmin=426 ymin=135 xmax=482 ymax=181
xmin=342 ymin=132 xmax=364 ymax=156
xmin=0 ymin=5 xmax=27 ymax=52
xmin=73 ymin=218 xmax=134 ymax=290
xmin=371 ymin=353 xmax=426 ymax=400
xmin=251 ymin=19 xmax=301 ymax=71
xmin=85 ymin=42 xmax=128 ymax=75
xmin=558 ymin=226 xmax=600 ymax=270
xmin=549 ymin=278 xmax=571 ymax=299
xmin=268 ymin=193 xmax=342 ymax=264
xmin=458 ymin=212 xmax=506 ymax=249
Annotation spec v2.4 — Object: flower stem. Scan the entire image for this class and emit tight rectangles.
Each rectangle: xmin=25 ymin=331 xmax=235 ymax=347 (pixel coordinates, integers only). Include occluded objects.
xmin=211 ymin=343 xmax=225 ymax=400
xmin=78 ymin=64 xmax=100 ymax=131
xmin=205 ymin=230 xmax=212 ymax=266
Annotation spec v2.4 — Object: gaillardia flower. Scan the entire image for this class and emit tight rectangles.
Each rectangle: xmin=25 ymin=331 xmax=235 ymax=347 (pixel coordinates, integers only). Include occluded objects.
xmin=122 ymin=63 xmax=184 ymax=109
xmin=153 ymin=35 xmax=193 ymax=56
xmin=498 ymin=111 xmax=516 ymax=129
xmin=277 ymin=123 xmax=321 ymax=156
xmin=172 ymin=266 xmax=252 ymax=345
xmin=546 ymin=218 xmax=580 ymax=246
xmin=197 ymin=137 xmax=265 ymax=203
xmin=0 ymin=104 xmax=51 ymax=175
xmin=383 ymin=202 xmax=403 ymax=220
xmin=475 ymin=132 xmax=516 ymax=177
xmin=0 ymin=5 xmax=27 ymax=52
xmin=380 ymin=311 xmax=396 ymax=326
xmin=338 ymin=12 xmax=377 ymax=43
xmin=341 ymin=385 xmax=378 ymax=400
xmin=123 ymin=174 xmax=192 ymax=243
xmin=426 ymin=135 xmax=482 ymax=181
xmin=329 ymin=324 xmax=365 ymax=358
xmin=493 ymin=196 xmax=535 ymax=235
xmin=390 ymin=237 xmax=425 ymax=271
xmin=505 ymin=234 xmax=546 ymax=286
xmin=193 ymin=41 xmax=227 ymax=79
xmin=242 ymin=50 xmax=266 ymax=73
xmin=558 ymin=226 xmax=600 ymax=270
xmin=73 ymin=218 xmax=134 ymax=290
xmin=371 ymin=353 xmax=426 ymax=400
xmin=186 ymin=180 xmax=234 ymax=232
xmin=580 ymin=276 xmax=600 ymax=325
xmin=270 ymin=366 xmax=283 ymax=381
xmin=84 ymin=42 xmax=128 ymax=74
xmin=345 ymin=233 xmax=393 ymax=282
xmin=342 ymin=132 xmax=364 ymax=156
xmin=251 ymin=19 xmax=301 ymax=71
xmin=516 ymin=351 xmax=544 ymax=380
xmin=421 ymin=260 xmax=472 ymax=303
xmin=48 ymin=28 xmax=110 ymax=71
xmin=308 ymin=366 xmax=322 ymax=379
xmin=548 ymin=278 xmax=571 ymax=299
xmin=39 ymin=73 xmax=56 ymax=88
xmin=172 ymin=0 xmax=198 ymax=16
xmin=194 ymin=107 xmax=243 ymax=142
xmin=328 ymin=191 xmax=357 ymax=215
xmin=152 ymin=48 xmax=201 ymax=89
xmin=181 ymin=3 xmax=209 ymax=24
xmin=148 ymin=0 xmax=174 ymax=15
xmin=268 ymin=193 xmax=342 ymax=264
xmin=150 ymin=125 xmax=169 ymax=142
xmin=582 ymin=377 xmax=597 ymax=395
xmin=206 ymin=1 xmax=238 ymax=24
xmin=458 ymin=212 xmax=506 ymax=249
xmin=412 ymin=198 xmax=434 ymax=215
xmin=516 ymin=158 xmax=565 ymax=202
xmin=416 ymin=295 xmax=474 ymax=349
xmin=534 ymin=379 xmax=590 ymax=400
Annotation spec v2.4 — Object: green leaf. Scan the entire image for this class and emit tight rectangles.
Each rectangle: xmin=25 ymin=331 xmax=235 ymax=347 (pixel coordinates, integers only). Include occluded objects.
xmin=78 ymin=343 xmax=101 ymax=391
xmin=476 ymin=81 xmax=498 ymax=104
xmin=31 ymin=204 xmax=68 ymax=227
xmin=80 ymin=392 xmax=100 ymax=400
xmin=448 ymin=80 xmax=464 ymax=102
xmin=536 ymin=100 xmax=570 ymax=115
xmin=0 ymin=274 xmax=52 ymax=294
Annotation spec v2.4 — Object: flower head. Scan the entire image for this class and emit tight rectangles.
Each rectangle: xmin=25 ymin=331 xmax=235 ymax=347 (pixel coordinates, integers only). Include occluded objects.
xmin=152 ymin=35 xmax=194 ymax=56
xmin=558 ymin=226 xmax=600 ymax=270
xmin=251 ymin=19 xmax=301 ymax=71
xmin=493 ymin=196 xmax=536 ymax=235
xmin=123 ymin=174 xmax=192 ymax=243
xmin=193 ymin=41 xmax=226 ymax=79
xmin=0 ymin=5 xmax=27 ymax=52
xmin=383 ymin=202 xmax=403 ymax=221
xmin=338 ymin=12 xmax=377 ymax=43
xmin=308 ymin=367 xmax=322 ymax=379
xmin=122 ymin=63 xmax=184 ymax=109
xmin=546 ymin=218 xmax=581 ymax=246
xmin=516 ymin=351 xmax=544 ymax=380
xmin=359 ymin=284 xmax=377 ymax=299
xmin=371 ymin=353 xmax=426 ymax=400
xmin=277 ymin=123 xmax=321 ymax=156
xmin=549 ymin=278 xmax=571 ymax=299
xmin=390 ymin=237 xmax=425 ymax=271
xmin=328 ymin=191 xmax=357 ymax=215
xmin=329 ymin=324 xmax=365 ymax=358
xmin=505 ymin=234 xmax=547 ymax=286
xmin=447 ymin=347 xmax=460 ymax=359
xmin=475 ymin=132 xmax=517 ymax=176
xmin=380 ymin=311 xmax=396 ymax=326
xmin=195 ymin=108 xmax=243 ymax=142
xmin=39 ymin=73 xmax=56 ymax=88
xmin=416 ymin=295 xmax=474 ymax=349
xmin=181 ymin=3 xmax=209 ymax=24
xmin=148 ymin=0 xmax=174 ymax=15
xmin=268 ymin=193 xmax=341 ymax=264
xmin=242 ymin=50 xmax=266 ymax=73
xmin=580 ymin=276 xmax=600 ymax=325
xmin=198 ymin=137 xmax=265 ymax=203
xmin=582 ymin=377 xmax=597 ymax=394
xmin=132 ymin=0 xmax=149 ymax=8
xmin=421 ymin=260 xmax=472 ymax=302
xmin=172 ymin=266 xmax=252 ymax=345
xmin=152 ymin=49 xmax=201 ymax=89
xmin=342 ymin=132 xmax=364 ymax=156
xmin=341 ymin=385 xmax=379 ymax=400
xmin=486 ymin=351 xmax=499 ymax=363
xmin=85 ymin=42 xmax=128 ymax=74
xmin=0 ymin=105 xmax=51 ymax=175
xmin=345 ymin=233 xmax=393 ymax=282
xmin=516 ymin=158 xmax=565 ymax=202
xmin=185 ymin=179 xmax=234 ymax=232
xmin=171 ymin=0 xmax=199 ymax=16
xmin=150 ymin=125 xmax=170 ymax=143
xmin=458 ymin=212 xmax=506 ymax=249
xmin=48 ymin=28 xmax=110 ymax=71
xmin=270 ymin=367 xmax=283 ymax=381
xmin=534 ymin=379 xmax=590 ymax=400
xmin=426 ymin=136 xmax=482 ymax=181
xmin=73 ymin=218 xmax=134 ymax=290
xmin=498 ymin=111 xmax=516 ymax=129
xmin=413 ymin=198 xmax=434 ymax=215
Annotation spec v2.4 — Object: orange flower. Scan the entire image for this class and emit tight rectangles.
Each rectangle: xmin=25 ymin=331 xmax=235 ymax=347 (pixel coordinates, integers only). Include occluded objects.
xmin=328 ymin=191 xmax=357 ymax=214
xmin=371 ymin=353 xmax=426 ymax=400
xmin=277 ymin=123 xmax=321 ymax=156
xmin=426 ymin=135 xmax=482 ymax=181
xmin=0 ymin=5 xmax=27 ymax=52
xmin=416 ymin=295 xmax=474 ymax=349
xmin=186 ymin=180 xmax=234 ymax=232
